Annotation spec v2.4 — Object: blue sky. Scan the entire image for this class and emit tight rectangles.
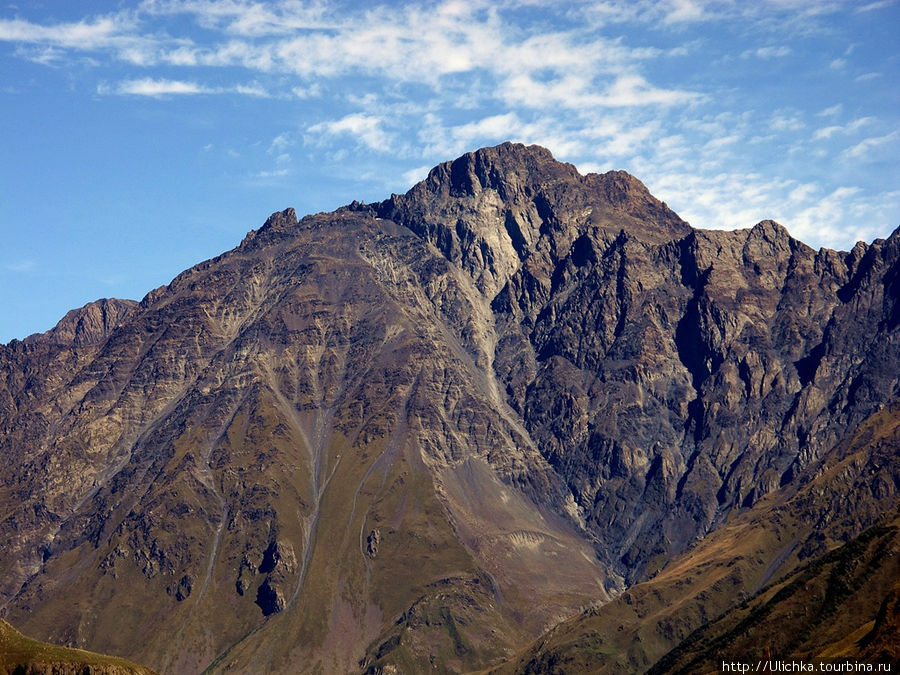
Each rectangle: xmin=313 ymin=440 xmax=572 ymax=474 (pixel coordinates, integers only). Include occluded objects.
xmin=1 ymin=0 xmax=898 ymax=343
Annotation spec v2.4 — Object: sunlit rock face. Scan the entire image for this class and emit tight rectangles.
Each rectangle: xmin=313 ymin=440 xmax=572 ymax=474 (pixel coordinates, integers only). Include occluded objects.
xmin=0 ymin=142 xmax=897 ymax=673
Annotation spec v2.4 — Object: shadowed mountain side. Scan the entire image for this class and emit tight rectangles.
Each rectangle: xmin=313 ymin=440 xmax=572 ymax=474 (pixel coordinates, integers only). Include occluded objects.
xmin=491 ymin=401 xmax=900 ymax=673
xmin=375 ymin=144 xmax=900 ymax=584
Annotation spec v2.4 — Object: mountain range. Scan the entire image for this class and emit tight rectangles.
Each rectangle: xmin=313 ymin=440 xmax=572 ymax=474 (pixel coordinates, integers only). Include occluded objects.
xmin=1 ymin=143 xmax=897 ymax=673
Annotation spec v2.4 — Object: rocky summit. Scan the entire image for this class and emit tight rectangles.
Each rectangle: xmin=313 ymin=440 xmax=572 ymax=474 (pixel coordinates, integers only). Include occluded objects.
xmin=0 ymin=143 xmax=897 ymax=673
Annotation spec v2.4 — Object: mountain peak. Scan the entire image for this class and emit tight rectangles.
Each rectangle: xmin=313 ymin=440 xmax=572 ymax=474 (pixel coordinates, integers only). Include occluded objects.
xmin=23 ymin=297 xmax=138 ymax=348
xmin=421 ymin=142 xmax=579 ymax=199
xmin=378 ymin=142 xmax=689 ymax=297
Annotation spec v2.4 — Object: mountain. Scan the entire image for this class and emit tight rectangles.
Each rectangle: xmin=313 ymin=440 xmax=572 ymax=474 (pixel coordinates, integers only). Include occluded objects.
xmin=0 ymin=143 xmax=898 ymax=673
xmin=650 ymin=511 xmax=900 ymax=673
xmin=493 ymin=400 xmax=900 ymax=672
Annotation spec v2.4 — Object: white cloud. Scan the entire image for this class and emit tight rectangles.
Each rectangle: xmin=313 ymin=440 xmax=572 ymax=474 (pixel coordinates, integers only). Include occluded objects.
xmin=140 ymin=0 xmax=332 ymax=36
xmin=664 ymin=0 xmax=705 ymax=24
xmin=789 ymin=183 xmax=817 ymax=202
xmin=770 ymin=111 xmax=805 ymax=132
xmin=402 ymin=164 xmax=432 ymax=187
xmin=0 ymin=16 xmax=127 ymax=48
xmin=451 ymin=113 xmax=523 ymax=143
xmin=2 ymin=0 xmax=896 ymax=254
xmin=841 ymin=131 xmax=900 ymax=159
xmin=812 ymin=117 xmax=873 ymax=140
xmin=3 ymin=259 xmax=36 ymax=273
xmin=0 ymin=13 xmax=171 ymax=66
xmin=255 ymin=168 xmax=290 ymax=178
xmin=604 ymin=74 xmax=700 ymax=106
xmin=703 ymin=134 xmax=740 ymax=151
xmin=114 ymin=78 xmax=208 ymax=96
xmin=742 ymin=45 xmax=791 ymax=59
xmin=292 ymin=83 xmax=322 ymax=98
xmin=234 ymin=83 xmax=269 ymax=97
xmin=1 ymin=3 xmax=702 ymax=112
xmin=307 ymin=113 xmax=393 ymax=152
xmin=100 ymin=77 xmax=270 ymax=97
xmin=269 ymin=133 xmax=293 ymax=154
xmin=14 ymin=45 xmax=65 ymax=65
xmin=789 ymin=186 xmax=865 ymax=245
xmin=856 ymin=0 xmax=895 ymax=12
xmin=813 ymin=125 xmax=842 ymax=140
xmin=817 ymin=104 xmax=843 ymax=117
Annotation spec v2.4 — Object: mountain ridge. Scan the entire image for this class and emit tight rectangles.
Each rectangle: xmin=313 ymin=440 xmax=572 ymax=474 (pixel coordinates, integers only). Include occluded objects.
xmin=0 ymin=142 xmax=897 ymax=673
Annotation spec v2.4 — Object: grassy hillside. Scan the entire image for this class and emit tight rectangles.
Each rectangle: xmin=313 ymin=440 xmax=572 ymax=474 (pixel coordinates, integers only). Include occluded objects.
xmin=0 ymin=618 xmax=156 ymax=674
xmin=651 ymin=513 xmax=900 ymax=673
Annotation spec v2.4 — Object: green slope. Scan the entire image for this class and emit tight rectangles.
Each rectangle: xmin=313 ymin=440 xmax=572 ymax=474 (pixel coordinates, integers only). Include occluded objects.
xmin=650 ymin=513 xmax=900 ymax=673
xmin=0 ymin=618 xmax=156 ymax=674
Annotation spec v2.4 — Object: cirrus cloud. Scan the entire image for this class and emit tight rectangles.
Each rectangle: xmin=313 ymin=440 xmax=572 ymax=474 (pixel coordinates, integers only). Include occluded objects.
xmin=1 ymin=0 xmax=897 ymax=254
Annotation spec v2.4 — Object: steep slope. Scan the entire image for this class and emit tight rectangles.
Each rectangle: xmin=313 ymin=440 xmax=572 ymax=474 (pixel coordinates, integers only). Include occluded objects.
xmin=650 ymin=514 xmax=900 ymax=673
xmin=0 ymin=198 xmax=611 ymax=674
xmin=1 ymin=143 xmax=898 ymax=673
xmin=378 ymin=143 xmax=900 ymax=582
xmin=494 ymin=399 xmax=900 ymax=673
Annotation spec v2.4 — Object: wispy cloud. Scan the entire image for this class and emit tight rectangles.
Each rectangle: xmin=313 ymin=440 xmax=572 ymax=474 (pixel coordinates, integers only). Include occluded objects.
xmin=255 ymin=168 xmax=290 ymax=178
xmin=1 ymin=3 xmax=702 ymax=109
xmin=14 ymin=45 xmax=66 ymax=65
xmin=110 ymin=77 xmax=208 ymax=96
xmin=817 ymin=104 xmax=843 ymax=117
xmin=308 ymin=113 xmax=393 ymax=153
xmin=98 ymin=77 xmax=269 ymax=97
xmin=841 ymin=131 xmax=900 ymax=159
xmin=1 ymin=0 xmax=896 ymax=253
xmin=139 ymin=0 xmax=333 ymax=37
xmin=0 ymin=16 xmax=129 ymax=48
xmin=770 ymin=110 xmax=805 ymax=132
xmin=856 ymin=0 xmax=895 ymax=12
xmin=233 ymin=83 xmax=269 ymax=97
xmin=742 ymin=45 xmax=792 ymax=59
xmin=3 ymin=259 xmax=36 ymax=273
xmin=663 ymin=0 xmax=706 ymax=24
xmin=401 ymin=164 xmax=432 ymax=186
xmin=0 ymin=13 xmax=171 ymax=66
xmin=812 ymin=117 xmax=873 ymax=140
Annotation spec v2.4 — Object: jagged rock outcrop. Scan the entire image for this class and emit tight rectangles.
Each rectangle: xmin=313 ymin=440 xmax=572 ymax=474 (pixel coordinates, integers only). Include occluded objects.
xmin=377 ymin=144 xmax=900 ymax=582
xmin=0 ymin=143 xmax=897 ymax=673
xmin=495 ymin=400 xmax=900 ymax=673
xmin=23 ymin=298 xmax=139 ymax=348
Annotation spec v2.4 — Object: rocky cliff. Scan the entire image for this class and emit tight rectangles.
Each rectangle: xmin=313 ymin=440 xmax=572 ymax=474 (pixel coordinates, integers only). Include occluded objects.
xmin=0 ymin=143 xmax=897 ymax=673
xmin=379 ymin=143 xmax=899 ymax=582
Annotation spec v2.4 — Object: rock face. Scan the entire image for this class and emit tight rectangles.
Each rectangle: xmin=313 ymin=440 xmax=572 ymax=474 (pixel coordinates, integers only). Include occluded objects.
xmin=380 ymin=143 xmax=900 ymax=581
xmin=497 ymin=400 xmax=900 ymax=673
xmin=0 ymin=143 xmax=898 ymax=673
